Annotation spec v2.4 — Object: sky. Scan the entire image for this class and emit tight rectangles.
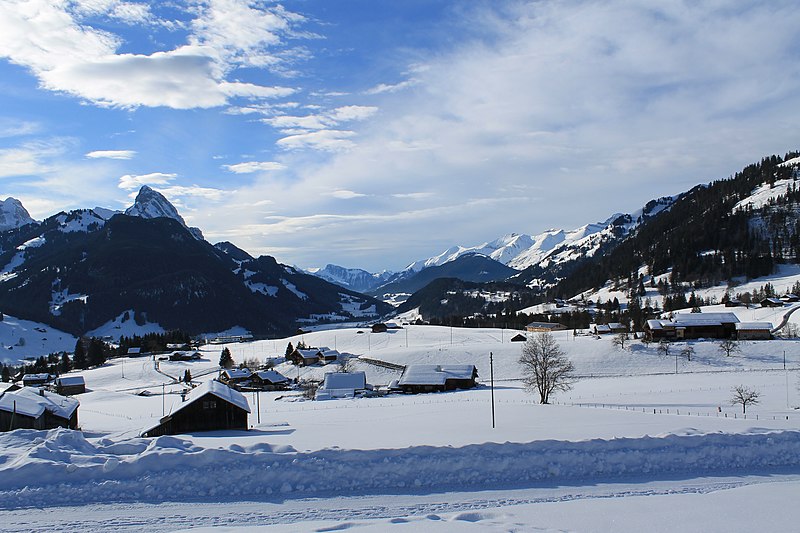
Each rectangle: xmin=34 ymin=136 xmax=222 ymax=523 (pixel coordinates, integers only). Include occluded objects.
xmin=1 ymin=1 xmax=799 ymax=272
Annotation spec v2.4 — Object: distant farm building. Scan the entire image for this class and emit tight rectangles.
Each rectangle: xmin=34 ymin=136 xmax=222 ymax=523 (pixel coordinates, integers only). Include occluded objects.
xmin=142 ymin=380 xmax=250 ymax=437
xmin=318 ymin=348 xmax=341 ymax=365
xmin=735 ymin=322 xmax=773 ymax=340
xmin=54 ymin=375 xmax=86 ymax=396
xmin=0 ymin=388 xmax=79 ymax=431
xmin=219 ymin=368 xmax=252 ymax=388
xmin=510 ymin=333 xmax=527 ymax=342
xmin=645 ymin=312 xmax=740 ymax=341
xmin=760 ymin=298 xmax=784 ymax=308
xmin=250 ymin=370 xmax=290 ymax=391
xmin=169 ymin=351 xmax=202 ymax=362
xmin=315 ymin=371 xmax=370 ymax=400
xmin=398 ymin=365 xmax=478 ymax=394
xmin=525 ymin=322 xmax=567 ymax=333
xmin=21 ymin=374 xmax=51 ymax=387
xmin=287 ymin=348 xmax=323 ymax=366
xmin=127 ymin=347 xmax=143 ymax=357
xmin=371 ymin=323 xmax=388 ymax=333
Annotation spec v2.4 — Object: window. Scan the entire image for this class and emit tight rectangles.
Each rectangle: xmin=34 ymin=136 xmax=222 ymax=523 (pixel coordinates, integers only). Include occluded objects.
xmin=203 ymin=400 xmax=217 ymax=410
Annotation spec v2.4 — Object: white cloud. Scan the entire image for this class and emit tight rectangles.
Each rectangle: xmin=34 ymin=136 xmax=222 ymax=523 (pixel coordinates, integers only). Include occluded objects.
xmin=330 ymin=190 xmax=366 ymax=199
xmin=118 ymin=172 xmax=176 ymax=190
xmin=328 ymin=105 xmax=378 ymax=122
xmin=223 ymin=161 xmax=286 ymax=174
xmin=0 ymin=119 xmax=40 ymax=138
xmin=0 ymin=1 xmax=303 ymax=110
xmin=364 ymin=79 xmax=418 ymax=95
xmin=276 ymin=130 xmax=356 ymax=152
xmin=86 ymin=150 xmax=136 ymax=160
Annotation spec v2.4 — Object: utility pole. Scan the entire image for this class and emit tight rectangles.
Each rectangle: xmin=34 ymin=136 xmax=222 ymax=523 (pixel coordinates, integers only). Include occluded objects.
xmin=490 ymin=351 xmax=496 ymax=429
xmin=785 ymin=350 xmax=789 ymax=409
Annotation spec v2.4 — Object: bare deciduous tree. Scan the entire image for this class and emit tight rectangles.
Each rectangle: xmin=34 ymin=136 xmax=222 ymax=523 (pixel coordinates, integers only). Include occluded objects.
xmin=730 ymin=385 xmax=760 ymax=414
xmin=680 ymin=344 xmax=694 ymax=362
xmin=657 ymin=339 xmax=670 ymax=357
xmin=519 ymin=331 xmax=576 ymax=404
xmin=718 ymin=338 xmax=741 ymax=357
xmin=611 ymin=333 xmax=629 ymax=350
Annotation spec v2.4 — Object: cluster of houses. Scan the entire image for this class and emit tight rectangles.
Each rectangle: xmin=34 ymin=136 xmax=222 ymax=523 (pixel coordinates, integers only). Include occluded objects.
xmin=286 ymin=346 xmax=341 ymax=366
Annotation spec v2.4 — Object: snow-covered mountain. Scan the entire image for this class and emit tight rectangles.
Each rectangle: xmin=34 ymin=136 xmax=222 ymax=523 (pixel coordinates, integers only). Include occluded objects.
xmin=0 ymin=197 xmax=35 ymax=231
xmin=125 ymin=185 xmax=204 ymax=240
xmin=308 ymin=264 xmax=394 ymax=293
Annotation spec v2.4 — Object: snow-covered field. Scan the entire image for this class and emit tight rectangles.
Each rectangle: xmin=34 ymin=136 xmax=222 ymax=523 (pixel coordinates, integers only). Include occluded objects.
xmin=1 ymin=316 xmax=800 ymax=531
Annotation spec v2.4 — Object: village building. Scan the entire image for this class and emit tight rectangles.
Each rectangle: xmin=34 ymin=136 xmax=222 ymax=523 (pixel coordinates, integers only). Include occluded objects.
xmin=54 ymin=375 xmax=86 ymax=396
xmin=142 ymin=380 xmax=250 ymax=437
xmin=781 ymin=294 xmax=800 ymax=303
xmin=318 ymin=348 xmax=341 ymax=365
xmin=21 ymin=373 xmax=52 ymax=387
xmin=607 ymin=322 xmax=628 ymax=333
xmin=735 ymin=322 xmax=773 ymax=340
xmin=371 ymin=323 xmax=388 ymax=333
xmin=645 ymin=312 xmax=740 ymax=341
xmin=510 ymin=333 xmax=527 ymax=342
xmin=250 ymin=370 xmax=290 ymax=391
xmin=0 ymin=388 xmax=79 ymax=431
xmin=397 ymin=365 xmax=478 ymax=394
xmin=219 ymin=368 xmax=252 ymax=389
xmin=315 ymin=371 xmax=370 ymax=400
xmin=525 ymin=322 xmax=568 ymax=333
xmin=287 ymin=348 xmax=322 ymax=366
xmin=760 ymin=297 xmax=784 ymax=308
xmin=169 ymin=351 xmax=202 ymax=362
xmin=590 ymin=324 xmax=612 ymax=335
xmin=126 ymin=347 xmax=143 ymax=357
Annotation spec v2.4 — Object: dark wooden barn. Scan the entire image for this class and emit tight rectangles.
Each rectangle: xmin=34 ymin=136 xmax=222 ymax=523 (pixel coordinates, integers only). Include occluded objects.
xmin=142 ymin=380 xmax=250 ymax=437
xmin=55 ymin=375 xmax=86 ymax=396
xmin=0 ymin=388 xmax=79 ymax=431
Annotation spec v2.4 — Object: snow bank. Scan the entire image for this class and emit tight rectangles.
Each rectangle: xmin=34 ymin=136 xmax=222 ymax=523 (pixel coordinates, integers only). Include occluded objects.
xmin=1 ymin=427 xmax=799 ymax=509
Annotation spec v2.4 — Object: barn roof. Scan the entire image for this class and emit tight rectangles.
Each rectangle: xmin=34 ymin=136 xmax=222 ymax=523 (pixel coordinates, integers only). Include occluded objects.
xmin=735 ymin=322 xmax=773 ymax=330
xmin=173 ymin=380 xmax=250 ymax=416
xmin=221 ymin=368 xmax=251 ymax=380
xmin=55 ymin=375 xmax=85 ymax=386
xmin=399 ymin=365 xmax=476 ymax=386
xmin=253 ymin=370 xmax=289 ymax=383
xmin=321 ymin=371 xmax=366 ymax=391
xmin=671 ymin=313 xmax=740 ymax=327
xmin=0 ymin=388 xmax=79 ymax=419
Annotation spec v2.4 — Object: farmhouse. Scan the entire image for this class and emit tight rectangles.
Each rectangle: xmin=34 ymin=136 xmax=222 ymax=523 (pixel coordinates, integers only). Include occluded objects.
xmin=510 ymin=333 xmax=527 ymax=342
xmin=398 ymin=365 xmax=478 ymax=394
xmin=525 ymin=322 xmax=567 ymax=333
xmin=0 ymin=388 xmax=79 ymax=431
xmin=21 ymin=373 xmax=51 ymax=387
xmin=54 ymin=375 xmax=86 ymax=396
xmin=250 ymin=370 xmax=290 ymax=390
xmin=318 ymin=348 xmax=341 ymax=365
xmin=646 ymin=312 xmax=740 ymax=341
xmin=287 ymin=348 xmax=322 ymax=366
xmin=760 ymin=298 xmax=784 ymax=308
xmin=371 ymin=323 xmax=388 ymax=333
xmin=142 ymin=380 xmax=250 ymax=437
xmin=735 ymin=322 xmax=773 ymax=340
xmin=219 ymin=368 xmax=251 ymax=388
xmin=315 ymin=371 xmax=369 ymax=400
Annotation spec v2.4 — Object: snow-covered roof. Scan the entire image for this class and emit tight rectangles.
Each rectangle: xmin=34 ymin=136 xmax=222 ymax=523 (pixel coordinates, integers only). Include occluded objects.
xmin=526 ymin=322 xmax=565 ymax=329
xmin=55 ymin=375 xmax=85 ymax=386
xmin=671 ymin=313 xmax=739 ymax=327
xmin=22 ymin=373 xmax=51 ymax=383
xmin=296 ymin=348 xmax=321 ymax=358
xmin=171 ymin=380 xmax=250 ymax=416
xmin=253 ymin=370 xmax=288 ymax=383
xmin=399 ymin=365 xmax=476 ymax=386
xmin=735 ymin=322 xmax=773 ymax=331
xmin=222 ymin=368 xmax=251 ymax=380
xmin=646 ymin=320 xmax=664 ymax=330
xmin=608 ymin=322 xmax=626 ymax=329
xmin=321 ymin=371 xmax=366 ymax=391
xmin=320 ymin=349 xmax=340 ymax=357
xmin=127 ymin=347 xmax=141 ymax=354
xmin=0 ymin=387 xmax=79 ymax=419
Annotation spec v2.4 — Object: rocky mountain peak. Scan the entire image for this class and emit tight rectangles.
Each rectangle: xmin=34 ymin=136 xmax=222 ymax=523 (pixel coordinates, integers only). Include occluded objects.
xmin=124 ymin=186 xmax=204 ymax=240
xmin=0 ymin=197 xmax=36 ymax=231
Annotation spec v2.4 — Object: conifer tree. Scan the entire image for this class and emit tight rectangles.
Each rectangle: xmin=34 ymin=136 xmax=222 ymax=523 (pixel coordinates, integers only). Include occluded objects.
xmin=74 ymin=339 xmax=88 ymax=370
xmin=1 ymin=364 xmax=9 ymax=382
xmin=219 ymin=347 xmax=234 ymax=369
xmin=60 ymin=352 xmax=72 ymax=374
xmin=88 ymin=338 xmax=106 ymax=367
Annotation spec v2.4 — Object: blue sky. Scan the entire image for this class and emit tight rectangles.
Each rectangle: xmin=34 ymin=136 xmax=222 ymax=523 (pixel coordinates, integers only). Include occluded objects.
xmin=1 ymin=1 xmax=800 ymax=272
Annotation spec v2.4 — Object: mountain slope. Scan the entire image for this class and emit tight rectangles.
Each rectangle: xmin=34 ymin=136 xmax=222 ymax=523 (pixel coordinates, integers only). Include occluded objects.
xmin=0 ymin=198 xmax=35 ymax=232
xmin=309 ymin=264 xmax=394 ymax=294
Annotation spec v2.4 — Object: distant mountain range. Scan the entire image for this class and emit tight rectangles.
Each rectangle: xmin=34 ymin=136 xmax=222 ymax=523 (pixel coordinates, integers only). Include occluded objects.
xmin=0 ymin=187 xmax=391 ymax=339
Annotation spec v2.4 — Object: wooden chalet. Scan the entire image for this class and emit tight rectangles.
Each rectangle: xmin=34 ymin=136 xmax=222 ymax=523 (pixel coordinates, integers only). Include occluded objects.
xmin=54 ymin=375 xmax=86 ymax=396
xmin=371 ymin=323 xmax=388 ymax=333
xmin=760 ymin=297 xmax=784 ymax=308
xmin=169 ymin=351 xmax=202 ymax=362
xmin=0 ymin=388 xmax=79 ymax=431
xmin=525 ymin=322 xmax=567 ymax=333
xmin=142 ymin=380 xmax=250 ymax=437
xmin=735 ymin=322 xmax=773 ymax=340
xmin=21 ymin=373 xmax=51 ymax=387
xmin=318 ymin=348 xmax=340 ymax=365
xmin=510 ymin=333 xmax=527 ymax=342
xmin=398 ymin=365 xmax=478 ymax=394
xmin=250 ymin=370 xmax=290 ymax=391
xmin=645 ymin=312 xmax=739 ymax=341
xmin=287 ymin=348 xmax=322 ymax=366
xmin=219 ymin=368 xmax=252 ymax=388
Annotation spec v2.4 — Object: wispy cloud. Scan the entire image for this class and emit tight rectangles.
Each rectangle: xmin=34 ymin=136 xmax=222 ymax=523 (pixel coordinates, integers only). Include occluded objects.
xmin=118 ymin=172 xmax=177 ymax=190
xmin=86 ymin=150 xmax=136 ymax=160
xmin=223 ymin=161 xmax=286 ymax=174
